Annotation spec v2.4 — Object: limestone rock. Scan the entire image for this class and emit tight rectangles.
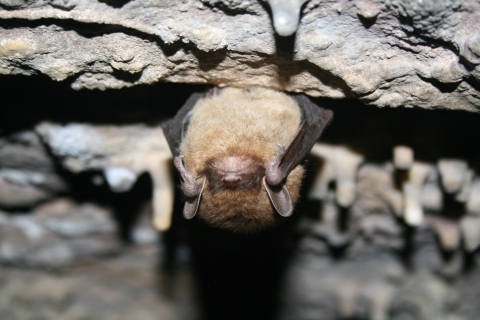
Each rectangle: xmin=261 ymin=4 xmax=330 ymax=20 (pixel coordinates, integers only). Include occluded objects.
xmin=0 ymin=198 xmax=122 ymax=269
xmin=0 ymin=0 xmax=478 ymax=111
xmin=0 ymin=131 xmax=67 ymax=208
xmin=36 ymin=122 xmax=175 ymax=231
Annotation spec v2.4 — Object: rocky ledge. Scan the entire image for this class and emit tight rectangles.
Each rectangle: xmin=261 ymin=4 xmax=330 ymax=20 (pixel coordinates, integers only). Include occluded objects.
xmin=0 ymin=0 xmax=479 ymax=111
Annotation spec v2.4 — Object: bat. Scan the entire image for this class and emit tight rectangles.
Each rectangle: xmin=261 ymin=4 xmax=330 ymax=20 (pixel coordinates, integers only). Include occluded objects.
xmin=162 ymin=87 xmax=333 ymax=233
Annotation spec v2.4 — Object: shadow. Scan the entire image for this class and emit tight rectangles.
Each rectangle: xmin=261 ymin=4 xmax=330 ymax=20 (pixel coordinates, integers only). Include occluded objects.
xmin=0 ymin=18 xmax=138 ymax=38
xmin=160 ymin=174 xmax=190 ymax=275
xmin=0 ymin=74 xmax=201 ymax=133
xmin=273 ymin=34 xmax=299 ymax=87
xmin=97 ymin=0 xmax=131 ymax=8
xmin=418 ymin=75 xmax=461 ymax=93
xmin=184 ymin=217 xmax=299 ymax=320
xmin=193 ymin=48 xmax=229 ymax=72
xmin=274 ymin=33 xmax=296 ymax=59
xmin=464 ymin=76 xmax=480 ymax=93
xmin=441 ymin=193 xmax=466 ymax=221
xmin=358 ymin=14 xmax=377 ymax=29
xmin=201 ymin=1 xmax=252 ymax=16
xmin=304 ymin=60 xmax=355 ymax=97
xmin=397 ymin=224 xmax=415 ymax=270
xmin=111 ymin=69 xmax=143 ymax=83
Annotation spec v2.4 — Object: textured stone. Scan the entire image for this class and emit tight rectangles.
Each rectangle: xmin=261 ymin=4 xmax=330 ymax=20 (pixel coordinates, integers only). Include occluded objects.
xmin=0 ymin=131 xmax=67 ymax=208
xmin=36 ymin=123 xmax=175 ymax=231
xmin=0 ymin=245 xmax=197 ymax=320
xmin=0 ymin=0 xmax=478 ymax=110
xmin=0 ymin=199 xmax=122 ymax=269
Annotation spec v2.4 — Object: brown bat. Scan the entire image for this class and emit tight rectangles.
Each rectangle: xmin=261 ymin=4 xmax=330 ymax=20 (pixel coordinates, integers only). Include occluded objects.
xmin=162 ymin=87 xmax=333 ymax=233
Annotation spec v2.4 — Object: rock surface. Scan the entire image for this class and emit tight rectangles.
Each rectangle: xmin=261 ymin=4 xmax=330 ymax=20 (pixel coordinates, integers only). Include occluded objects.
xmin=0 ymin=198 xmax=123 ymax=269
xmin=0 ymin=245 xmax=197 ymax=320
xmin=36 ymin=123 xmax=175 ymax=231
xmin=0 ymin=0 xmax=479 ymax=111
xmin=0 ymin=131 xmax=67 ymax=208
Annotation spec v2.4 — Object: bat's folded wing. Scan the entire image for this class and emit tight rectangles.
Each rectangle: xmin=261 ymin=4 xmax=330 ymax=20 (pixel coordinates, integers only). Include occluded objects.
xmin=266 ymin=94 xmax=334 ymax=186
xmin=161 ymin=91 xmax=204 ymax=157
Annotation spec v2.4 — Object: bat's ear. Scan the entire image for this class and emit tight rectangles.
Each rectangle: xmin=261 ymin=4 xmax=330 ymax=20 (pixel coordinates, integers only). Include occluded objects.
xmin=262 ymin=177 xmax=294 ymax=217
xmin=183 ymin=177 xmax=206 ymax=219
xmin=174 ymin=156 xmax=206 ymax=219
xmin=161 ymin=91 xmax=205 ymax=157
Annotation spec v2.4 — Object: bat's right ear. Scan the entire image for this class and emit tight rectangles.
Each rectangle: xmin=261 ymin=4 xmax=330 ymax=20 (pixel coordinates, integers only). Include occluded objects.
xmin=262 ymin=177 xmax=294 ymax=217
xmin=161 ymin=91 xmax=204 ymax=156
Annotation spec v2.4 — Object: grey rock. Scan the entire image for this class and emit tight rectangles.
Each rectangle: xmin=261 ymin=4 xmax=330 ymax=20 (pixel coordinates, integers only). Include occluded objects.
xmin=0 ymin=1 xmax=478 ymax=110
xmin=35 ymin=122 xmax=176 ymax=231
xmin=36 ymin=201 xmax=117 ymax=237
xmin=0 ymin=131 xmax=55 ymax=172
xmin=0 ymin=212 xmax=76 ymax=269
xmin=0 ymin=174 xmax=55 ymax=207
xmin=0 ymin=199 xmax=122 ymax=269
xmin=0 ymin=131 xmax=67 ymax=208
xmin=0 ymin=245 xmax=198 ymax=320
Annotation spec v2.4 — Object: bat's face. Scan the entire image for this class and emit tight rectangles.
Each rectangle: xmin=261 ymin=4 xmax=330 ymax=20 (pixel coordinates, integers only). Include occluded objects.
xmin=164 ymin=87 xmax=333 ymax=233
xmin=178 ymin=87 xmax=304 ymax=233
xmin=197 ymin=153 xmax=304 ymax=233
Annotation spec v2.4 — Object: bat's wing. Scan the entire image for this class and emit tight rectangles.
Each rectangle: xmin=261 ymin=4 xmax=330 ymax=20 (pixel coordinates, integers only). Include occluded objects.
xmin=161 ymin=91 xmax=205 ymax=157
xmin=265 ymin=94 xmax=334 ymax=186
xmin=284 ymin=94 xmax=334 ymax=175
xmin=264 ymin=94 xmax=333 ymax=216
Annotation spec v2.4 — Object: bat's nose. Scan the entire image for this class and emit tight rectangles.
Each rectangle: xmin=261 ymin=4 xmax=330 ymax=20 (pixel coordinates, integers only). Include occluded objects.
xmin=206 ymin=155 xmax=264 ymax=191
xmin=222 ymin=174 xmax=242 ymax=187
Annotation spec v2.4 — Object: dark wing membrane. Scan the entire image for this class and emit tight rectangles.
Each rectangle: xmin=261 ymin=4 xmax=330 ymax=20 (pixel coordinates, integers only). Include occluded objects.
xmin=277 ymin=94 xmax=334 ymax=180
xmin=161 ymin=91 xmax=204 ymax=157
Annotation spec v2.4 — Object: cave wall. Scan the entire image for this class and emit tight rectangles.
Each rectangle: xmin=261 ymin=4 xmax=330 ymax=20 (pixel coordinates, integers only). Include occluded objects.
xmin=1 ymin=0 xmax=480 ymax=110
xmin=2 ymin=1 xmax=480 ymax=320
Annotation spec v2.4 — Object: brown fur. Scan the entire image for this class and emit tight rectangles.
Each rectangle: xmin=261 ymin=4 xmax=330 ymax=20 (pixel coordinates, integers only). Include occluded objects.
xmin=180 ymin=87 xmax=304 ymax=233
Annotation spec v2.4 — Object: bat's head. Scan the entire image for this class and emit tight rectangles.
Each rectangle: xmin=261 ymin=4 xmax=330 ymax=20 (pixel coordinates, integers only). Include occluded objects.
xmin=163 ymin=87 xmax=333 ymax=233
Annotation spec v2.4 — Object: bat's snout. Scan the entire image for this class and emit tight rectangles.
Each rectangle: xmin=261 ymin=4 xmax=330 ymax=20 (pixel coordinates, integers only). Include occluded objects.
xmin=221 ymin=174 xmax=242 ymax=188
xmin=205 ymin=155 xmax=265 ymax=191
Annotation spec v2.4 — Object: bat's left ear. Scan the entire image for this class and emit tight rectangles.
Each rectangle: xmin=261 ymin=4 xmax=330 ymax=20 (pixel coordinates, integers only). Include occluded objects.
xmin=161 ymin=91 xmax=204 ymax=157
